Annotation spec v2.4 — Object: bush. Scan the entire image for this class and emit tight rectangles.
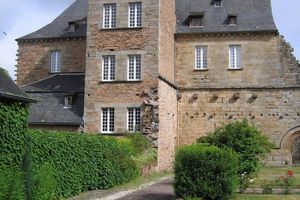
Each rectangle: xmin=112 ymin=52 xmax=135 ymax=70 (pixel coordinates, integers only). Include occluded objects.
xmin=29 ymin=129 xmax=140 ymax=197
xmin=32 ymin=163 xmax=56 ymax=200
xmin=197 ymin=120 xmax=273 ymax=175
xmin=0 ymin=102 xmax=28 ymax=167
xmin=174 ymin=144 xmax=238 ymax=200
xmin=125 ymin=133 xmax=151 ymax=153
xmin=0 ymin=167 xmax=25 ymax=200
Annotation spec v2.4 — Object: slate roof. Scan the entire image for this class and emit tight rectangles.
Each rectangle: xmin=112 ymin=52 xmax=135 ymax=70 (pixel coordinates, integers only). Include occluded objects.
xmin=22 ymin=74 xmax=85 ymax=125
xmin=17 ymin=0 xmax=88 ymax=41
xmin=16 ymin=0 xmax=277 ymax=41
xmin=0 ymin=68 xmax=35 ymax=102
xmin=175 ymin=0 xmax=278 ymax=34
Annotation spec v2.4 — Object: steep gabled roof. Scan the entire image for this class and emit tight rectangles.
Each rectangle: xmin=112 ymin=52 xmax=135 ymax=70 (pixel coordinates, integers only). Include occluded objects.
xmin=22 ymin=74 xmax=85 ymax=125
xmin=17 ymin=0 xmax=88 ymax=41
xmin=176 ymin=0 xmax=278 ymax=34
xmin=0 ymin=68 xmax=35 ymax=102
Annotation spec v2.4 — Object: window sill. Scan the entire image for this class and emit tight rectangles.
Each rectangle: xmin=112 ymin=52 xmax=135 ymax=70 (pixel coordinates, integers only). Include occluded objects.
xmin=99 ymin=80 xmax=143 ymax=84
xmin=100 ymin=132 xmax=127 ymax=136
xmin=100 ymin=27 xmax=143 ymax=31
xmin=194 ymin=68 xmax=209 ymax=71
xmin=228 ymin=68 xmax=243 ymax=71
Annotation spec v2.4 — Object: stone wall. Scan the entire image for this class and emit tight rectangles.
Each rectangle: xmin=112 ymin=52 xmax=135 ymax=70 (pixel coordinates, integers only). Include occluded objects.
xmin=17 ymin=38 xmax=86 ymax=85
xmin=85 ymin=0 xmax=160 ymax=133
xmin=157 ymin=79 xmax=177 ymax=171
xmin=177 ymin=89 xmax=300 ymax=147
xmin=175 ymin=33 xmax=300 ymax=89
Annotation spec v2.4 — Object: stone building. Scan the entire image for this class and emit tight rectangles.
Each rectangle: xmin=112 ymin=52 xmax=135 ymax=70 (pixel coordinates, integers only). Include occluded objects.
xmin=16 ymin=0 xmax=300 ymax=170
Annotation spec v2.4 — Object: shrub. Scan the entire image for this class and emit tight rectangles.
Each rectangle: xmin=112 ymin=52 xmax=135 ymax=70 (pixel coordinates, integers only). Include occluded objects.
xmin=32 ymin=163 xmax=56 ymax=200
xmin=174 ymin=144 xmax=238 ymax=200
xmin=29 ymin=129 xmax=140 ymax=197
xmin=22 ymin=134 xmax=34 ymax=200
xmin=0 ymin=167 xmax=25 ymax=200
xmin=0 ymin=102 xmax=28 ymax=167
xmin=125 ymin=133 xmax=151 ymax=153
xmin=197 ymin=120 xmax=273 ymax=175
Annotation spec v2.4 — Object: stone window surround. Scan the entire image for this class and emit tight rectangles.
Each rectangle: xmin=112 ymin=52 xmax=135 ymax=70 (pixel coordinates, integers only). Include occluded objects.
xmin=98 ymin=0 xmax=145 ymax=30
xmin=97 ymin=103 xmax=143 ymax=134
xmin=98 ymin=50 xmax=145 ymax=82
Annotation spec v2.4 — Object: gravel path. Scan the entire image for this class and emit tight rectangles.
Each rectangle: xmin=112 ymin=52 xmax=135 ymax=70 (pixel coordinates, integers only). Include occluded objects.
xmin=117 ymin=178 xmax=175 ymax=200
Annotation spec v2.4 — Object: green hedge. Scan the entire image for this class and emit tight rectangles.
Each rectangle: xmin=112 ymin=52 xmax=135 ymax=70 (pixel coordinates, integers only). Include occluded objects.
xmin=0 ymin=102 xmax=28 ymax=167
xmin=197 ymin=120 xmax=273 ymax=175
xmin=29 ymin=129 xmax=140 ymax=197
xmin=174 ymin=144 xmax=238 ymax=200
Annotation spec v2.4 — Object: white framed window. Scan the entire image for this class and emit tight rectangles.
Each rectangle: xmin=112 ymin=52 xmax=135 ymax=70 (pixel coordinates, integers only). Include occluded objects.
xmin=103 ymin=4 xmax=116 ymax=28
xmin=128 ymin=55 xmax=141 ymax=80
xmin=129 ymin=2 xmax=142 ymax=27
xmin=102 ymin=108 xmax=115 ymax=133
xmin=229 ymin=45 xmax=242 ymax=69
xmin=195 ymin=46 xmax=208 ymax=69
xmin=102 ymin=55 xmax=115 ymax=81
xmin=50 ymin=51 xmax=61 ymax=73
xmin=127 ymin=108 xmax=141 ymax=132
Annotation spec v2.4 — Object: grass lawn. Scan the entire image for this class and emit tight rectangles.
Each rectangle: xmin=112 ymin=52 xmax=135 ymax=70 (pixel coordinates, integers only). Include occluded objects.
xmin=248 ymin=166 xmax=300 ymax=188
xmin=233 ymin=194 xmax=300 ymax=200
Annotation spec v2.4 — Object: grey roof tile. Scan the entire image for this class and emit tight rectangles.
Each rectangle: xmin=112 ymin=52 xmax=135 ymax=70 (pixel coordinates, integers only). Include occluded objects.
xmin=17 ymin=0 xmax=88 ymax=41
xmin=0 ymin=68 xmax=35 ymax=102
xmin=22 ymin=74 xmax=85 ymax=125
xmin=176 ymin=0 xmax=278 ymax=34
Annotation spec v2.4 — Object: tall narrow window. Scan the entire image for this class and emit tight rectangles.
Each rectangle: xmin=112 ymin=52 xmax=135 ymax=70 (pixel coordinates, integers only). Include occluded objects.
xmin=229 ymin=45 xmax=242 ymax=69
xmin=195 ymin=46 xmax=208 ymax=69
xmin=102 ymin=108 xmax=115 ymax=133
xmin=102 ymin=56 xmax=115 ymax=81
xmin=128 ymin=108 xmax=141 ymax=132
xmin=128 ymin=55 xmax=141 ymax=80
xmin=50 ymin=51 xmax=61 ymax=73
xmin=103 ymin=4 xmax=116 ymax=28
xmin=129 ymin=2 xmax=142 ymax=27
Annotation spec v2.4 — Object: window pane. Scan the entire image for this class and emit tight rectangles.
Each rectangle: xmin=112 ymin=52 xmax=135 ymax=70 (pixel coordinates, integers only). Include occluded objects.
xmin=128 ymin=108 xmax=141 ymax=132
xmin=102 ymin=108 xmax=114 ymax=132
xmin=102 ymin=56 xmax=115 ymax=81
xmin=196 ymin=47 xmax=208 ymax=69
xmin=50 ymin=51 xmax=61 ymax=73
xmin=128 ymin=55 xmax=141 ymax=80
xmin=129 ymin=2 xmax=142 ymax=27
xmin=229 ymin=45 xmax=241 ymax=69
xmin=104 ymin=4 xmax=116 ymax=28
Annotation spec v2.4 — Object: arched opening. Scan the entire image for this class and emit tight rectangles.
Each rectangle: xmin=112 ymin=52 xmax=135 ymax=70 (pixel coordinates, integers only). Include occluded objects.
xmin=291 ymin=136 xmax=300 ymax=164
xmin=280 ymin=127 xmax=300 ymax=165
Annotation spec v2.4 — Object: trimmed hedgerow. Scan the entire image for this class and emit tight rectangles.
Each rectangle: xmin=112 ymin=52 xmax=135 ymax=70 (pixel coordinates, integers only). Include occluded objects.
xmin=197 ymin=120 xmax=273 ymax=175
xmin=0 ymin=102 xmax=28 ymax=167
xmin=29 ymin=129 xmax=140 ymax=197
xmin=174 ymin=144 xmax=239 ymax=200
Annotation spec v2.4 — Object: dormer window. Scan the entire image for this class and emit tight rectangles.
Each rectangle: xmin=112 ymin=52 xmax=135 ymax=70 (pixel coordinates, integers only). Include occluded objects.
xmin=64 ymin=96 xmax=73 ymax=109
xmin=68 ymin=22 xmax=76 ymax=32
xmin=190 ymin=16 xmax=204 ymax=27
xmin=228 ymin=15 xmax=237 ymax=26
xmin=213 ymin=0 xmax=222 ymax=7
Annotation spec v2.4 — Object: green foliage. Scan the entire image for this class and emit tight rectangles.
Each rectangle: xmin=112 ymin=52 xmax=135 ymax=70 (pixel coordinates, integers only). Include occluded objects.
xmin=0 ymin=167 xmax=25 ymax=200
xmin=0 ymin=102 xmax=28 ymax=167
xmin=125 ymin=133 xmax=151 ymax=153
xmin=174 ymin=144 xmax=239 ymax=200
xmin=197 ymin=120 xmax=273 ymax=175
xmin=32 ymin=163 xmax=57 ymax=200
xmin=28 ymin=129 xmax=140 ymax=197
xmin=22 ymin=135 xmax=34 ymax=200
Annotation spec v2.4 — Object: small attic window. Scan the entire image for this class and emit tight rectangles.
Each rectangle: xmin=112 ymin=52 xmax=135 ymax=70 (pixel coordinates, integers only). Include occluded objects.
xmin=64 ymin=96 xmax=73 ymax=109
xmin=190 ymin=16 xmax=204 ymax=27
xmin=213 ymin=0 xmax=222 ymax=7
xmin=68 ymin=22 xmax=76 ymax=32
xmin=228 ymin=15 xmax=237 ymax=26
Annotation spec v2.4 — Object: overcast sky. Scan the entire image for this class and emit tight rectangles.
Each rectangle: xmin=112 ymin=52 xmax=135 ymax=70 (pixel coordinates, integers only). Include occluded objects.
xmin=0 ymin=0 xmax=299 ymax=79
